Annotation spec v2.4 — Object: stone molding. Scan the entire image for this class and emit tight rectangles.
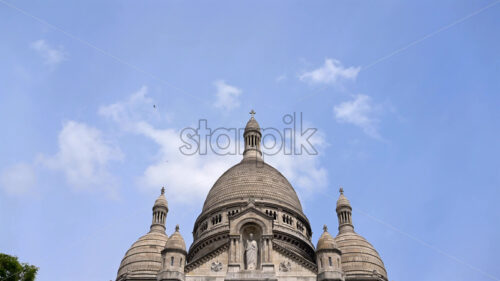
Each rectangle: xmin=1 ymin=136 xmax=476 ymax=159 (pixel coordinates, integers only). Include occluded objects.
xmin=185 ymin=242 xmax=229 ymax=272
xmin=272 ymin=241 xmax=317 ymax=273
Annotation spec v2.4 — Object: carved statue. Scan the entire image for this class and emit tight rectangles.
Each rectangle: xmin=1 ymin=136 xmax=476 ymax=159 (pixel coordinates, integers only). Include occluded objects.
xmin=245 ymin=233 xmax=258 ymax=270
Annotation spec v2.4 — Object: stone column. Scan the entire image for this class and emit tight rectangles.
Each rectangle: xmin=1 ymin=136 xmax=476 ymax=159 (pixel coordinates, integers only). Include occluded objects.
xmin=236 ymin=238 xmax=240 ymax=263
xmin=229 ymin=235 xmax=241 ymax=263
xmin=261 ymin=235 xmax=274 ymax=272
xmin=228 ymin=235 xmax=242 ymax=272
xmin=266 ymin=238 xmax=270 ymax=262
xmin=230 ymin=238 xmax=234 ymax=262
xmin=262 ymin=238 xmax=267 ymax=263
xmin=267 ymin=237 xmax=273 ymax=262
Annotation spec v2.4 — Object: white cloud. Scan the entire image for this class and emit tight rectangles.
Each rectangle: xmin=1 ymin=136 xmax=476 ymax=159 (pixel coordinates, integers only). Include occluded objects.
xmin=0 ymin=163 xmax=36 ymax=195
xmin=38 ymin=121 xmax=123 ymax=195
xmin=333 ymin=94 xmax=381 ymax=139
xmin=265 ymin=131 xmax=328 ymax=195
xmin=100 ymin=86 xmax=155 ymax=126
xmin=137 ymin=125 xmax=239 ymax=203
xmin=100 ymin=87 xmax=329 ymax=203
xmin=100 ymin=87 xmax=239 ymax=203
xmin=213 ymin=80 xmax=242 ymax=111
xmin=31 ymin=39 xmax=66 ymax=67
xmin=300 ymin=58 xmax=360 ymax=85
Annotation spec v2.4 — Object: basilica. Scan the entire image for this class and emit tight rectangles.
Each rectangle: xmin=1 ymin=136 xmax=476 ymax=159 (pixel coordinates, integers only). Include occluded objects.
xmin=115 ymin=114 xmax=388 ymax=281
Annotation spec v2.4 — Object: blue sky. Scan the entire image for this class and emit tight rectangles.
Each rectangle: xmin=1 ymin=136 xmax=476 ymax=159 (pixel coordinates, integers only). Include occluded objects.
xmin=1 ymin=1 xmax=499 ymax=280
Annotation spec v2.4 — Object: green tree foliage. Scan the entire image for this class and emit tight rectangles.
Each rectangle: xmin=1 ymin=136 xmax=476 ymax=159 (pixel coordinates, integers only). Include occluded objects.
xmin=0 ymin=253 xmax=38 ymax=281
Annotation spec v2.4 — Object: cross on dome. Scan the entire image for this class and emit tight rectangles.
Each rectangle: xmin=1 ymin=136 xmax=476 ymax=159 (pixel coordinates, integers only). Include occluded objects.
xmin=339 ymin=187 xmax=344 ymax=194
xmin=323 ymin=224 xmax=328 ymax=232
xmin=249 ymin=109 xmax=256 ymax=117
xmin=161 ymin=186 xmax=165 ymax=195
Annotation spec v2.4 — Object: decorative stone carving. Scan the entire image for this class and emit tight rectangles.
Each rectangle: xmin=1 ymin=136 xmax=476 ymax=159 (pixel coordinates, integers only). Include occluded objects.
xmin=211 ymin=261 xmax=223 ymax=272
xmin=279 ymin=261 xmax=292 ymax=272
xmin=245 ymin=233 xmax=258 ymax=270
xmin=247 ymin=197 xmax=256 ymax=208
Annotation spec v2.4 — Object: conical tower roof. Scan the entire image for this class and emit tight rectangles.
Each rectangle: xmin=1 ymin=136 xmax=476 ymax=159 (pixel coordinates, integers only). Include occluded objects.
xmin=165 ymin=225 xmax=186 ymax=252
xmin=316 ymin=225 xmax=339 ymax=251
xmin=244 ymin=109 xmax=260 ymax=133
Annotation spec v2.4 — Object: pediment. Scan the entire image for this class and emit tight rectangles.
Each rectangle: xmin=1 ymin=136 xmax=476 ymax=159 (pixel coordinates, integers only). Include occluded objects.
xmin=228 ymin=205 xmax=274 ymax=236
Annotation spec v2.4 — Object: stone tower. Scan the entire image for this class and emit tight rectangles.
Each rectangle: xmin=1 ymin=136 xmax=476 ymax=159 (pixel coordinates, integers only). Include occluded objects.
xmin=116 ymin=188 xmax=169 ymax=281
xmin=159 ymin=225 xmax=187 ymax=281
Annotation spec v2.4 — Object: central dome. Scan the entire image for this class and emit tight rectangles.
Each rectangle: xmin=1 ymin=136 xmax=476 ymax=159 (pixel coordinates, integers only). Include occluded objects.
xmin=202 ymin=158 xmax=303 ymax=214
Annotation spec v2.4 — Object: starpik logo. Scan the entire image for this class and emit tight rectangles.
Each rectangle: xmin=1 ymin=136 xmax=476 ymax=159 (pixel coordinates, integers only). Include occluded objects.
xmin=179 ymin=112 xmax=317 ymax=157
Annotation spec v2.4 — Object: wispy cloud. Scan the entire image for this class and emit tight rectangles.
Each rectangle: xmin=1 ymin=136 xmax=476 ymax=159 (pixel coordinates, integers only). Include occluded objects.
xmin=213 ymin=80 xmax=242 ymax=111
xmin=0 ymin=163 xmax=36 ymax=196
xmin=276 ymin=74 xmax=287 ymax=82
xmin=300 ymin=58 xmax=360 ymax=85
xmin=100 ymin=87 xmax=329 ymax=202
xmin=31 ymin=39 xmax=66 ymax=67
xmin=265 ymin=130 xmax=328 ymax=196
xmin=333 ymin=94 xmax=382 ymax=139
xmin=37 ymin=121 xmax=123 ymax=196
xmin=100 ymin=86 xmax=239 ymax=203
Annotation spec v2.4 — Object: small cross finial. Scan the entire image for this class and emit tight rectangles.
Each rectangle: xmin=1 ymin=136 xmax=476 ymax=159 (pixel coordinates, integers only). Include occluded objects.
xmin=161 ymin=186 xmax=165 ymax=195
xmin=175 ymin=224 xmax=180 ymax=232
xmin=323 ymin=224 xmax=328 ymax=232
xmin=339 ymin=187 xmax=344 ymax=195
xmin=249 ymin=109 xmax=256 ymax=117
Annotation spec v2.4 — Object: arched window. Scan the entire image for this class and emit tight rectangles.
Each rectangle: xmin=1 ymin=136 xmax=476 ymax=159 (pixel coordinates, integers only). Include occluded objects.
xmin=328 ymin=257 xmax=332 ymax=267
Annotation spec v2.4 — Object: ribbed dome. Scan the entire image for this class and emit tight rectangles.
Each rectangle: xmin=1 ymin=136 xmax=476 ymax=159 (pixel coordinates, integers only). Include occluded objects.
xmin=316 ymin=226 xmax=338 ymax=251
xmin=244 ymin=116 xmax=260 ymax=133
xmin=154 ymin=194 xmax=168 ymax=208
xmin=117 ymin=231 xmax=168 ymax=279
xmin=336 ymin=189 xmax=350 ymax=209
xmin=165 ymin=225 xmax=186 ymax=252
xmin=154 ymin=187 xmax=168 ymax=208
xmin=202 ymin=158 xmax=303 ymax=214
xmin=335 ymin=232 xmax=387 ymax=280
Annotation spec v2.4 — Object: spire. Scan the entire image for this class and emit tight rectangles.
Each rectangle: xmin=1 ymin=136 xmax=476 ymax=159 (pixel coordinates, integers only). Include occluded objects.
xmin=175 ymin=224 xmax=180 ymax=232
xmin=323 ymin=224 xmax=328 ymax=232
xmin=150 ymin=187 xmax=169 ymax=233
xmin=243 ymin=110 xmax=262 ymax=160
xmin=336 ymin=187 xmax=354 ymax=234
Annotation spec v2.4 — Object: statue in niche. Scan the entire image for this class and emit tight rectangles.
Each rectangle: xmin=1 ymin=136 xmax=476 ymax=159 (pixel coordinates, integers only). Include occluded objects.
xmin=245 ymin=233 xmax=258 ymax=270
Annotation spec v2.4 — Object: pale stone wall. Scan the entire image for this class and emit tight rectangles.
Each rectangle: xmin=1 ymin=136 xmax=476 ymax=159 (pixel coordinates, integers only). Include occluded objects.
xmin=273 ymin=250 xmax=316 ymax=281
xmin=185 ymin=248 xmax=316 ymax=281
xmin=186 ymin=249 xmax=228 ymax=281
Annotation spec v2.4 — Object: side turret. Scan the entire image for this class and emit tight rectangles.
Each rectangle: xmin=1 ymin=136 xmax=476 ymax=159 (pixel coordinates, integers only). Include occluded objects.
xmin=159 ymin=225 xmax=187 ymax=281
xmin=316 ymin=225 xmax=344 ymax=281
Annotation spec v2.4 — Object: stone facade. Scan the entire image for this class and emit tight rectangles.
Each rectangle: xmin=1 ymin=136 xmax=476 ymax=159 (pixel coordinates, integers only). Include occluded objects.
xmin=116 ymin=114 xmax=389 ymax=281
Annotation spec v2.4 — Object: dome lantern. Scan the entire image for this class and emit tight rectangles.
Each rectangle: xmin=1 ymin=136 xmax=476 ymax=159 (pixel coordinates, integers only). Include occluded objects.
xmin=243 ymin=109 xmax=262 ymax=160
xmin=151 ymin=186 xmax=169 ymax=233
xmin=334 ymin=187 xmax=388 ymax=280
xmin=336 ymin=187 xmax=353 ymax=234
xmin=116 ymin=187 xmax=169 ymax=281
